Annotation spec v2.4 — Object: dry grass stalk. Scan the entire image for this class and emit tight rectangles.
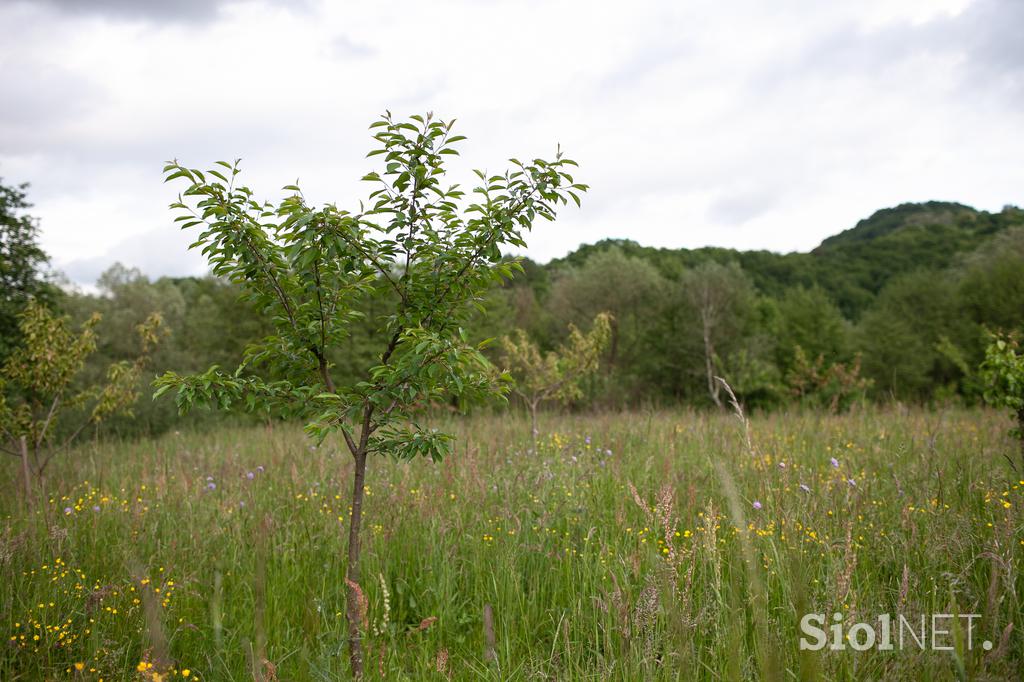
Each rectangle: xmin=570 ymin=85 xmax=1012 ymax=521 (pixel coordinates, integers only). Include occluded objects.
xmin=632 ymin=577 xmax=659 ymax=657
xmin=608 ymin=572 xmax=631 ymax=647
xmin=127 ymin=559 xmax=171 ymax=674
xmin=984 ymin=623 xmax=1014 ymax=662
xmin=714 ymin=376 xmax=756 ymax=458
xmin=435 ymin=647 xmax=450 ymax=676
xmin=834 ymin=522 xmax=858 ymax=609
xmin=409 ymin=616 xmax=438 ymax=635
xmin=897 ymin=563 xmax=910 ymax=611
xmin=702 ymin=500 xmax=722 ymax=607
xmin=483 ymin=603 xmax=497 ymax=663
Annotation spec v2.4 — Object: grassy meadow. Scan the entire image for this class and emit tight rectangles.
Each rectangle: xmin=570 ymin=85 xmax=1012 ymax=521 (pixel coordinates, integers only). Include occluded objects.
xmin=1 ymin=408 xmax=1022 ymax=680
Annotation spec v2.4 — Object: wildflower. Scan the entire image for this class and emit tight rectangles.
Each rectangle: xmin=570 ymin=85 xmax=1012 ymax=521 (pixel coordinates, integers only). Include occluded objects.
xmin=74 ymin=662 xmax=85 ymax=671
xmin=830 ymin=457 xmax=839 ymax=468
xmin=63 ymin=507 xmax=73 ymax=515
xmin=778 ymin=461 xmax=786 ymax=469
xmin=256 ymin=465 xmax=265 ymax=473
xmin=182 ymin=670 xmax=190 ymax=678
xmin=847 ymin=478 xmax=856 ymax=487
xmin=799 ymin=483 xmax=811 ymax=493
xmin=752 ymin=500 xmax=762 ymax=510
xmin=206 ymin=482 xmax=216 ymax=491
xmin=246 ymin=471 xmax=255 ymax=480
xmin=92 ymin=505 xmax=101 ymax=512
xmin=584 ymin=436 xmax=591 ymax=445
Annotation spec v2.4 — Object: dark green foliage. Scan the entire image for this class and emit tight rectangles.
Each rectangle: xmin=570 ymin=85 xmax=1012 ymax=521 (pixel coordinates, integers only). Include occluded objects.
xmin=773 ymin=285 xmax=850 ymax=375
xmin=0 ymin=179 xmax=58 ymax=364
xmin=980 ymin=332 xmax=1024 ymax=464
xmin=810 ymin=202 xmax=1009 ymax=318
xmin=855 ymin=271 xmax=969 ymax=400
xmin=62 ymin=266 xmax=271 ymax=437
xmin=959 ymin=226 xmax=1024 ymax=333
xmin=552 ymin=202 xmax=1024 ymax=321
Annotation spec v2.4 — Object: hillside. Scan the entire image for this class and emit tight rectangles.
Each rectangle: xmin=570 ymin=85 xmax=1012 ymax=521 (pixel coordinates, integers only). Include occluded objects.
xmin=547 ymin=201 xmax=1024 ymax=319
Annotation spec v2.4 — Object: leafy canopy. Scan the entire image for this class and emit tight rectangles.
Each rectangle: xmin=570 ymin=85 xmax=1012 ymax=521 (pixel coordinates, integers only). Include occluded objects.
xmin=981 ymin=332 xmax=1024 ymax=421
xmin=0 ymin=179 xmax=57 ymax=363
xmin=0 ymin=300 xmax=163 ymax=473
xmin=154 ymin=112 xmax=587 ymax=461
xmin=500 ymin=312 xmax=612 ymax=409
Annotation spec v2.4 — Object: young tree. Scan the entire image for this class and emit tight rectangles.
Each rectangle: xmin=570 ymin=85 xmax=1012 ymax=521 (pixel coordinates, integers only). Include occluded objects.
xmin=980 ymin=332 xmax=1024 ymax=469
xmin=679 ymin=261 xmax=754 ymax=408
xmin=0 ymin=300 xmax=163 ymax=502
xmin=499 ymin=312 xmax=611 ymax=448
xmin=786 ymin=346 xmax=871 ymax=413
xmin=153 ymin=112 xmax=587 ymax=676
xmin=547 ymin=247 xmax=665 ymax=368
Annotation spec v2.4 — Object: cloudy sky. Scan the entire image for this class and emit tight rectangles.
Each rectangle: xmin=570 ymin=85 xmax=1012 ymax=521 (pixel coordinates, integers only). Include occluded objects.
xmin=1 ymin=0 xmax=1021 ymax=287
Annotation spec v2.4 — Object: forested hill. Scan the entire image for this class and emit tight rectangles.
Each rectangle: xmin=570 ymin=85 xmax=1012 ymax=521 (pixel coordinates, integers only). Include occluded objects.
xmin=549 ymin=201 xmax=1024 ymax=318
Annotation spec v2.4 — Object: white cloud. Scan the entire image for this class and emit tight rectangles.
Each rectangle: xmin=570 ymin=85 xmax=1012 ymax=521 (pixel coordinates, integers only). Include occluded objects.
xmin=1 ymin=0 xmax=1021 ymax=286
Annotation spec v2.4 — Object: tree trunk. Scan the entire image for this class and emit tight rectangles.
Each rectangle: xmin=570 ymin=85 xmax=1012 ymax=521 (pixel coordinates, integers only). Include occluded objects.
xmin=20 ymin=436 xmax=33 ymax=510
xmin=529 ymin=400 xmax=539 ymax=453
xmin=345 ymin=449 xmax=369 ymax=678
xmin=702 ymin=316 xmax=722 ymax=408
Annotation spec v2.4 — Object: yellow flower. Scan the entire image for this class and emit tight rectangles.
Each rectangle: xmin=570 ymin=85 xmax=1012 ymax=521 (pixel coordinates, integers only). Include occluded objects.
xmin=182 ymin=670 xmax=191 ymax=678
xmin=74 ymin=662 xmax=85 ymax=671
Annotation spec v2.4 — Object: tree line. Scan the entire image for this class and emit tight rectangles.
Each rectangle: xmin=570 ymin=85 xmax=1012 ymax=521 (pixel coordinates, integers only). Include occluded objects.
xmin=3 ymin=178 xmax=1023 ymax=440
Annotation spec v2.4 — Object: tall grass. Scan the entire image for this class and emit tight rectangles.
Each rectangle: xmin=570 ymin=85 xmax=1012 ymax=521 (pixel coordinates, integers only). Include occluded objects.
xmin=1 ymin=407 xmax=1021 ymax=680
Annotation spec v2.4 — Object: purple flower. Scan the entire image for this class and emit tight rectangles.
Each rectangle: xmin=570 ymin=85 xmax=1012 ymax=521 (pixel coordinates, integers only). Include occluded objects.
xmin=256 ymin=465 xmax=265 ymax=473
xmin=584 ymin=436 xmax=591 ymax=445
xmin=830 ymin=457 xmax=840 ymax=468
xmin=604 ymin=449 xmax=613 ymax=457
xmin=752 ymin=500 xmax=762 ymax=510
xmin=847 ymin=478 xmax=856 ymax=487
xmin=778 ymin=461 xmax=786 ymax=469
xmin=92 ymin=505 xmax=101 ymax=512
xmin=206 ymin=482 xmax=216 ymax=491
xmin=63 ymin=507 xmax=73 ymax=515
xmin=238 ymin=500 xmax=246 ymax=508
xmin=206 ymin=476 xmax=214 ymax=482
xmin=246 ymin=471 xmax=255 ymax=480
xmin=799 ymin=483 xmax=811 ymax=493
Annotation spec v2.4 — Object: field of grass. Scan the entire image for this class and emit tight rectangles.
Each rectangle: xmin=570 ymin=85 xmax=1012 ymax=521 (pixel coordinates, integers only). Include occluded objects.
xmin=2 ymin=407 xmax=1022 ymax=680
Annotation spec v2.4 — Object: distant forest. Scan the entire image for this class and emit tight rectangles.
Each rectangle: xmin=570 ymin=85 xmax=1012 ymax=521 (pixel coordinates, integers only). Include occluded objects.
xmin=11 ymin=198 xmax=1024 ymax=436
